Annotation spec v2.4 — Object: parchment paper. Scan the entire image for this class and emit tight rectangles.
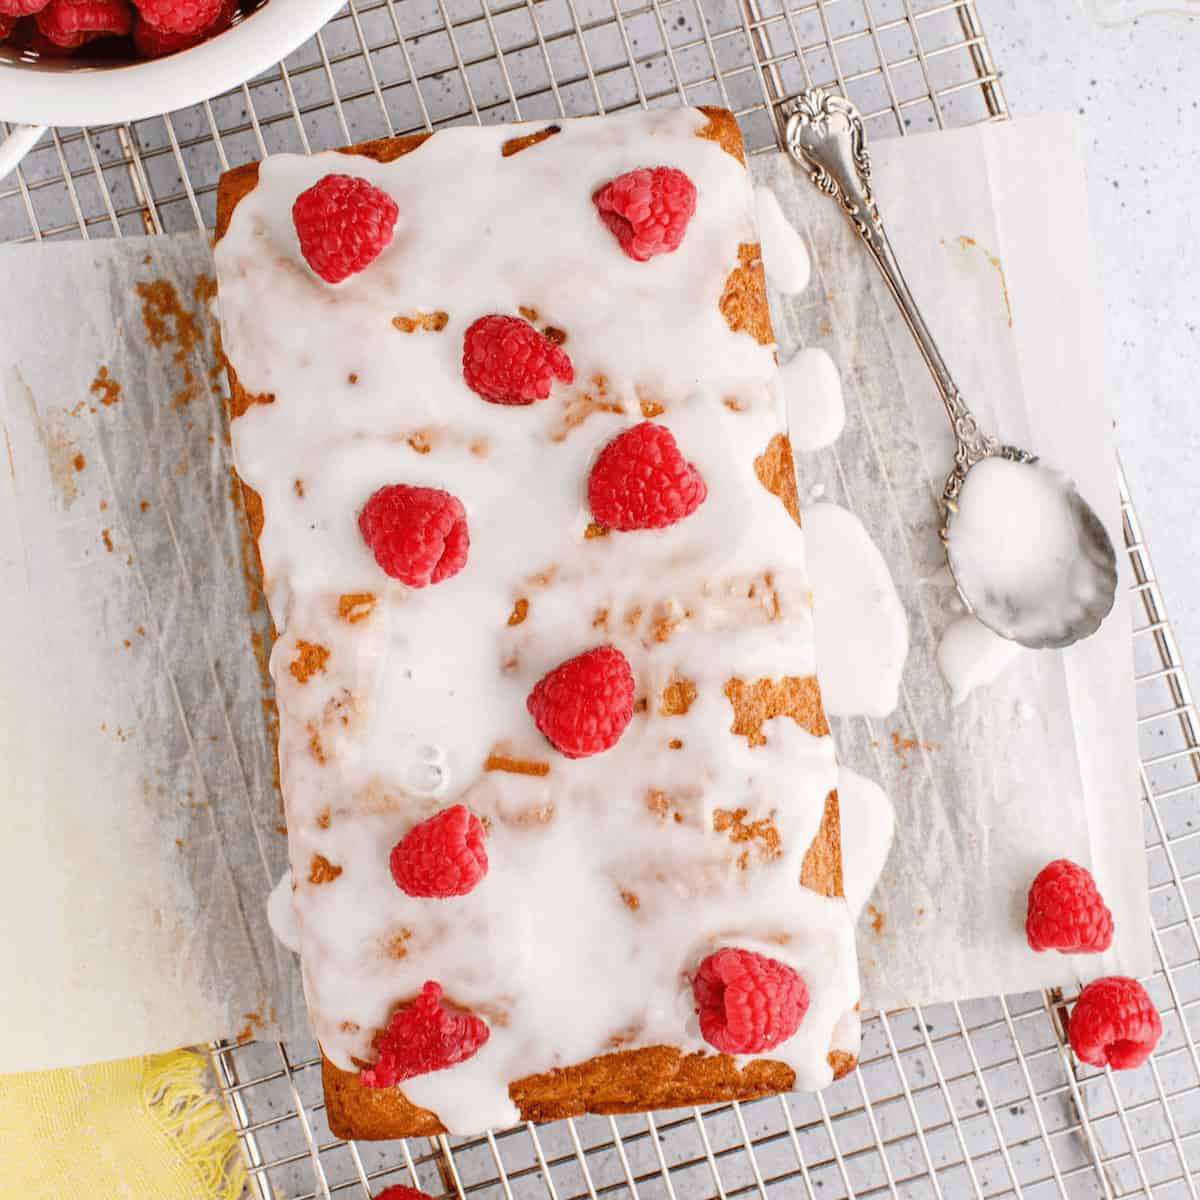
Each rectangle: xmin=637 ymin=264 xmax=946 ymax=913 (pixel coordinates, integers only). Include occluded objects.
xmin=0 ymin=233 xmax=302 ymax=1072
xmin=0 ymin=114 xmax=1148 ymax=1072
xmin=753 ymin=112 xmax=1150 ymax=1011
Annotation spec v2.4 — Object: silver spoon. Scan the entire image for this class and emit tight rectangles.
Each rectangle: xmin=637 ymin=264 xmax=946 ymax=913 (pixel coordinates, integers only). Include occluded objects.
xmin=780 ymin=88 xmax=1117 ymax=650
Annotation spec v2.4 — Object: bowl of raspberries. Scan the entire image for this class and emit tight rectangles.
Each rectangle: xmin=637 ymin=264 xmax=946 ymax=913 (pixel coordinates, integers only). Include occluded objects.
xmin=0 ymin=0 xmax=344 ymax=173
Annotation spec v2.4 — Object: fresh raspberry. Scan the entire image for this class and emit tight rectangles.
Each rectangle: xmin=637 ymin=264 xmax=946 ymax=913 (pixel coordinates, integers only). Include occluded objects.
xmin=358 ymin=484 xmax=469 ymax=588
xmin=132 ymin=0 xmax=229 ymax=54
xmin=360 ymin=981 xmax=489 ymax=1088
xmin=1026 ymin=858 xmax=1114 ymax=954
xmin=374 ymin=1187 xmax=434 ymax=1200
xmin=0 ymin=0 xmax=49 ymax=18
xmin=527 ymin=645 xmax=634 ymax=759
xmin=1068 ymin=976 xmax=1161 ymax=1070
xmin=593 ymin=166 xmax=697 ymax=262
xmin=693 ymin=947 xmax=808 ymax=1055
xmin=390 ymin=805 xmax=487 ymax=899
xmin=130 ymin=0 xmax=216 ymax=34
xmin=291 ymin=173 xmax=399 ymax=285
xmin=462 ymin=314 xmax=573 ymax=405
xmin=0 ymin=13 xmax=12 ymax=33
xmin=36 ymin=0 xmax=130 ymax=45
xmin=588 ymin=421 xmax=707 ymax=531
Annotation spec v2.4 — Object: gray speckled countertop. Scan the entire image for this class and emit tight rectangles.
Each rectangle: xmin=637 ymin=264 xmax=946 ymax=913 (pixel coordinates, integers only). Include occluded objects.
xmin=979 ymin=0 xmax=1200 ymax=679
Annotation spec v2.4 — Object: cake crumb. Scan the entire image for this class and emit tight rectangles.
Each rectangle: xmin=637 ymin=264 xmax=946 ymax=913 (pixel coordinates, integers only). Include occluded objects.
xmin=307 ymin=724 xmax=327 ymax=764
xmin=659 ymin=676 xmax=697 ymax=716
xmin=519 ymin=306 xmax=539 ymax=321
xmin=101 ymin=528 xmax=114 ymax=553
xmin=289 ymin=640 xmax=330 ymax=684
xmin=90 ymin=365 xmax=121 ymax=407
xmin=668 ymin=738 xmax=683 ymax=750
xmin=485 ymin=751 xmax=550 ymax=777
xmin=348 ymin=373 xmax=359 ymax=385
xmin=619 ymin=888 xmax=641 ymax=911
xmin=72 ymin=453 xmax=85 ymax=472
xmin=99 ymin=499 xmax=107 ymax=512
xmin=407 ymin=430 xmax=433 ymax=455
xmin=308 ymin=854 xmax=343 ymax=884
xmin=507 ymin=598 xmax=529 ymax=627
xmin=584 ymin=522 xmax=609 ymax=539
xmin=639 ymin=396 xmax=665 ymax=419
xmin=274 ymin=824 xmax=287 ymax=835
xmin=385 ymin=928 xmax=412 ymax=959
xmin=469 ymin=437 xmax=489 ymax=458
xmin=543 ymin=326 xmax=567 ymax=346
xmin=724 ymin=675 xmax=828 ymax=746
xmin=294 ymin=479 xmax=305 ymax=498
xmin=139 ymin=499 xmax=150 ymax=512
xmin=502 ymin=125 xmax=561 ymax=157
xmin=592 ymin=608 xmax=609 ymax=630
xmin=890 ymin=729 xmax=937 ymax=769
xmin=338 ymin=593 xmax=376 ymax=624
xmin=714 ymin=807 xmax=782 ymax=864
xmin=867 ymin=903 xmax=884 ymax=935
xmin=316 ymin=808 xmax=331 ymax=829
xmin=339 ymin=1021 xmax=360 ymax=1034
xmin=633 ymin=697 xmax=648 ymax=714
xmin=392 ymin=311 xmax=449 ymax=333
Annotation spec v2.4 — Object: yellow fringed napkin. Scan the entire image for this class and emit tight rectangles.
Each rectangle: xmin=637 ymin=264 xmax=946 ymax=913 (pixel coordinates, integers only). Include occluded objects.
xmin=0 ymin=1047 xmax=246 ymax=1200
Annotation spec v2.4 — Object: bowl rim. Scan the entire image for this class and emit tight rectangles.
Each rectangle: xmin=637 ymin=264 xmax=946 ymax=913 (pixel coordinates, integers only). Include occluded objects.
xmin=0 ymin=0 xmax=345 ymax=127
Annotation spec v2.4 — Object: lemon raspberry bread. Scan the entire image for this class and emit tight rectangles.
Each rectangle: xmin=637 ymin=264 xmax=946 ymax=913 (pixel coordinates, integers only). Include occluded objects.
xmin=213 ymin=106 xmax=860 ymax=1138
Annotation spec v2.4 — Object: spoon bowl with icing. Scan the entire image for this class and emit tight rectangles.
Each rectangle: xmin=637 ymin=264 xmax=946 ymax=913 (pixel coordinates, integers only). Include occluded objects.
xmin=783 ymin=89 xmax=1118 ymax=650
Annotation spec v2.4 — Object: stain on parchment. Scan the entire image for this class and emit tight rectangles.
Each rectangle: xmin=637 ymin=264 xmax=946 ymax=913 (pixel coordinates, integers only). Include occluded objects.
xmin=9 ymin=367 xmax=82 ymax=510
xmin=944 ymin=235 xmax=1013 ymax=329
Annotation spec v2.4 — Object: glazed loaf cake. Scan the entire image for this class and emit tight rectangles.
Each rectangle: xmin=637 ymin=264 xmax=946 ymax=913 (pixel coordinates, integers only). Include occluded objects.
xmin=213 ymin=106 xmax=860 ymax=1138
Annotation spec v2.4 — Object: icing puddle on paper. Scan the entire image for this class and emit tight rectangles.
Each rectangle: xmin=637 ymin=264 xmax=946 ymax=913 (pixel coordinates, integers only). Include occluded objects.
xmin=936 ymin=614 xmax=1024 ymax=706
xmin=801 ymin=502 xmax=909 ymax=719
xmin=781 ymin=348 xmax=845 ymax=453
xmin=754 ymin=186 xmax=811 ymax=295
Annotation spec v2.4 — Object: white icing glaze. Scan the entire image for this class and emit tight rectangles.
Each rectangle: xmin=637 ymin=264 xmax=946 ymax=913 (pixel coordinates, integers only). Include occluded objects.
xmin=835 ymin=768 xmax=894 ymax=919
xmin=754 ymin=186 xmax=811 ymax=294
xmin=268 ymin=870 xmax=301 ymax=954
xmin=947 ymin=457 xmax=1103 ymax=644
xmin=801 ymin=502 xmax=909 ymax=718
xmin=936 ymin=614 xmax=1024 ymax=706
xmin=781 ymin=348 xmax=844 ymax=453
xmin=216 ymin=109 xmax=859 ymax=1134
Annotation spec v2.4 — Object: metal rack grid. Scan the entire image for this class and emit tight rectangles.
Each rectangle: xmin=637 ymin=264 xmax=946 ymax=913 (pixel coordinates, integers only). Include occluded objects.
xmin=3 ymin=1 xmax=1197 ymax=1196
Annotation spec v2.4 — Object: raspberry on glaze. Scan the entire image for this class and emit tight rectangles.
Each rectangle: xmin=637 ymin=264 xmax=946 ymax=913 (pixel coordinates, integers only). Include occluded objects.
xmin=132 ymin=0 xmax=229 ymax=54
xmin=35 ymin=0 xmax=131 ymax=45
xmin=374 ymin=1187 xmax=434 ymax=1200
xmin=360 ymin=981 xmax=490 ymax=1087
xmin=693 ymin=947 xmax=808 ymax=1055
xmin=527 ymin=646 xmax=634 ymax=759
xmin=588 ymin=421 xmax=707 ymax=531
xmin=358 ymin=484 xmax=469 ymax=588
xmin=1068 ymin=976 xmax=1161 ymax=1070
xmin=1025 ymin=858 xmax=1113 ymax=954
xmin=390 ymin=805 xmax=487 ymax=898
xmin=0 ymin=0 xmax=49 ymax=17
xmin=462 ymin=314 xmax=573 ymax=405
xmin=292 ymin=174 xmax=399 ymax=285
xmin=131 ymin=0 xmax=217 ymax=34
xmin=593 ymin=167 xmax=697 ymax=262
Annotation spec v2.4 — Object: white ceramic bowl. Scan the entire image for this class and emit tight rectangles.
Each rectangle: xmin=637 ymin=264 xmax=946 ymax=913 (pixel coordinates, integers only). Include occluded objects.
xmin=0 ymin=0 xmax=344 ymax=127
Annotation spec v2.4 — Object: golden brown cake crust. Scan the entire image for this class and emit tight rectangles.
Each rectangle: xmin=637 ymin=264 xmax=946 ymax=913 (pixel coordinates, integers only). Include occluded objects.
xmin=216 ymin=107 xmax=856 ymax=1141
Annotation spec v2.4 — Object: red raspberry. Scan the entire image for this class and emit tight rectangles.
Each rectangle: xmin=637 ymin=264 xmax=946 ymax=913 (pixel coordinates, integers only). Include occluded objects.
xmin=0 ymin=13 xmax=12 ymax=33
xmin=132 ymin=0 xmax=229 ymax=54
xmin=693 ymin=947 xmax=808 ymax=1055
xmin=360 ymin=981 xmax=490 ymax=1088
xmin=291 ymin=173 xmax=399 ymax=285
xmin=588 ymin=421 xmax=707 ymax=531
xmin=358 ymin=484 xmax=469 ymax=588
xmin=390 ymin=805 xmax=487 ymax=898
xmin=527 ymin=645 xmax=634 ymax=759
xmin=0 ymin=0 xmax=49 ymax=18
xmin=1026 ymin=858 xmax=1114 ymax=954
xmin=374 ymin=1188 xmax=434 ymax=1200
xmin=130 ymin=0 xmax=216 ymax=34
xmin=593 ymin=166 xmax=697 ymax=262
xmin=462 ymin=314 xmax=573 ymax=405
xmin=36 ymin=0 xmax=130 ymax=45
xmin=1068 ymin=976 xmax=1161 ymax=1070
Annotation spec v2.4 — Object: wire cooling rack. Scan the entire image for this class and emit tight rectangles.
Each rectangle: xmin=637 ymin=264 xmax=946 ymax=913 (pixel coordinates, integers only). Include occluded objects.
xmin=4 ymin=1 xmax=1199 ymax=1197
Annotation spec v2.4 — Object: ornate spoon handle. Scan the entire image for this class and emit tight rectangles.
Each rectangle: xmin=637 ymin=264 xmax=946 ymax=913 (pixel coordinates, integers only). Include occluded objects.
xmin=780 ymin=89 xmax=1027 ymax=504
